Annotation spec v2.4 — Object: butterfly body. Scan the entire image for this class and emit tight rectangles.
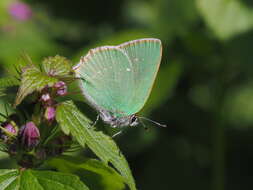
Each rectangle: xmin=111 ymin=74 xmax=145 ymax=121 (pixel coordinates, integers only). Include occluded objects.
xmin=74 ymin=38 xmax=162 ymax=128
xmin=99 ymin=109 xmax=138 ymax=128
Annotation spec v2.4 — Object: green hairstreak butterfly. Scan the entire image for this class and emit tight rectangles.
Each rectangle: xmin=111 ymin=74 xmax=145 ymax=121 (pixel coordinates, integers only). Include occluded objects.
xmin=73 ymin=38 xmax=163 ymax=128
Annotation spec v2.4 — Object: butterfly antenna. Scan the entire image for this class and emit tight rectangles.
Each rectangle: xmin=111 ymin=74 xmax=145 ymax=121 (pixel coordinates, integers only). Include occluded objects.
xmin=139 ymin=116 xmax=167 ymax=128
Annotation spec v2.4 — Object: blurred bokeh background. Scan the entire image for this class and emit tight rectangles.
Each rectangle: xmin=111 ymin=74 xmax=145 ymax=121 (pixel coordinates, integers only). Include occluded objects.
xmin=1 ymin=0 xmax=253 ymax=189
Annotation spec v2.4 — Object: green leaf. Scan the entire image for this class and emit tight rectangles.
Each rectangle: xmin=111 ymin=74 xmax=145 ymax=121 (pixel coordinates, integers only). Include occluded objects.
xmin=47 ymin=156 xmax=125 ymax=190
xmin=56 ymin=101 xmax=137 ymax=190
xmin=0 ymin=89 xmax=6 ymax=98
xmin=0 ymin=169 xmax=19 ymax=189
xmin=0 ymin=141 xmax=8 ymax=152
xmin=0 ymin=169 xmax=89 ymax=190
xmin=15 ymin=66 xmax=58 ymax=106
xmin=55 ymin=101 xmax=91 ymax=139
xmin=196 ymin=0 xmax=253 ymax=40
xmin=42 ymin=55 xmax=72 ymax=77
xmin=223 ymin=82 xmax=253 ymax=127
xmin=0 ymin=77 xmax=20 ymax=98
xmin=0 ymin=100 xmax=15 ymax=121
xmin=21 ymin=170 xmax=89 ymax=190
xmin=0 ymin=77 xmax=20 ymax=89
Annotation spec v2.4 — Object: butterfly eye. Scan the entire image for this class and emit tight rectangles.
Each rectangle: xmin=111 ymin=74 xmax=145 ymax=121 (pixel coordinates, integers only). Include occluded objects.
xmin=130 ymin=116 xmax=137 ymax=124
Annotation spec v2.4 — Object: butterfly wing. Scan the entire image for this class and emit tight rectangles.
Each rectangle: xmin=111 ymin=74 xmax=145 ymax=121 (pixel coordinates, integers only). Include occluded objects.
xmin=118 ymin=38 xmax=162 ymax=114
xmin=74 ymin=46 xmax=135 ymax=117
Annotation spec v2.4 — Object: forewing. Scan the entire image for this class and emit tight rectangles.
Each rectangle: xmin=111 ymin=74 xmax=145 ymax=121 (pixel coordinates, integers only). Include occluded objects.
xmin=74 ymin=46 xmax=135 ymax=117
xmin=119 ymin=38 xmax=162 ymax=114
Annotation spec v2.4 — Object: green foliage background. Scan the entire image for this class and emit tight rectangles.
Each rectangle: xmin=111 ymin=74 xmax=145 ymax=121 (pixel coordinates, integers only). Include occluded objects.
xmin=1 ymin=0 xmax=253 ymax=189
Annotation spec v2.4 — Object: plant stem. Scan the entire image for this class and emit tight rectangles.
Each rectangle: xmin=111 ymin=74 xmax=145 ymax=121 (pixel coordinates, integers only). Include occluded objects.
xmin=212 ymin=80 xmax=226 ymax=190
xmin=213 ymin=111 xmax=225 ymax=190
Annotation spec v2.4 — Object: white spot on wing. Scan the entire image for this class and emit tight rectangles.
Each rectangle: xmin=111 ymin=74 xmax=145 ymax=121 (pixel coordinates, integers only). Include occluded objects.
xmin=134 ymin=58 xmax=139 ymax=62
xmin=126 ymin=68 xmax=131 ymax=72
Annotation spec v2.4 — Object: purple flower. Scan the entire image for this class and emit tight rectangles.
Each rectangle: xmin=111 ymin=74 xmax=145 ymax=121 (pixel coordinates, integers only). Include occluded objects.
xmin=4 ymin=123 xmax=17 ymax=135
xmin=20 ymin=122 xmax=40 ymax=148
xmin=54 ymin=81 xmax=67 ymax=96
xmin=45 ymin=107 xmax=56 ymax=122
xmin=8 ymin=1 xmax=32 ymax=21
xmin=41 ymin=93 xmax=51 ymax=102
xmin=40 ymin=93 xmax=54 ymax=107
xmin=1 ymin=122 xmax=18 ymax=141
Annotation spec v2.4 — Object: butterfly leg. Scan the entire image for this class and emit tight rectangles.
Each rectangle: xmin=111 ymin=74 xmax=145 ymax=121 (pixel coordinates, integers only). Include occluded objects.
xmin=90 ymin=115 xmax=100 ymax=128
xmin=112 ymin=130 xmax=122 ymax=138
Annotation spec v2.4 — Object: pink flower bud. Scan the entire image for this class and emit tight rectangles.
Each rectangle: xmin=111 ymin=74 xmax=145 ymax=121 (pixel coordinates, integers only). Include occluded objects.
xmin=57 ymin=87 xmax=67 ymax=96
xmin=8 ymin=1 xmax=32 ymax=21
xmin=20 ymin=122 xmax=40 ymax=149
xmin=54 ymin=81 xmax=67 ymax=96
xmin=54 ymin=81 xmax=65 ymax=89
xmin=44 ymin=107 xmax=56 ymax=122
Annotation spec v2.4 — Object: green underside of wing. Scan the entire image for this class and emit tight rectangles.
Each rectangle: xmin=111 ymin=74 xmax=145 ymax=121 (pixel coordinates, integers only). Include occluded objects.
xmin=119 ymin=39 xmax=162 ymax=114
xmin=76 ymin=39 xmax=162 ymax=117
xmin=76 ymin=47 xmax=135 ymax=117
